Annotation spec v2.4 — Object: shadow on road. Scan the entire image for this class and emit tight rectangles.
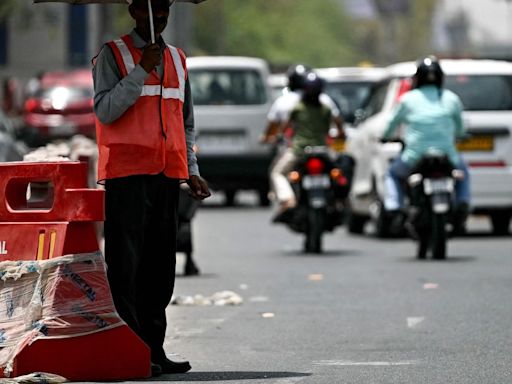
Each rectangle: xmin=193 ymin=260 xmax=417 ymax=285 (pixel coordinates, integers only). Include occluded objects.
xmin=146 ymin=371 xmax=312 ymax=381
xmin=281 ymin=249 xmax=361 ymax=258
xmin=400 ymin=255 xmax=477 ymax=263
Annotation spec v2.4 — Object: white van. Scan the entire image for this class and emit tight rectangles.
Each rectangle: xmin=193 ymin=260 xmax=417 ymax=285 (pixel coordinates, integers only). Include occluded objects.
xmin=187 ymin=56 xmax=273 ymax=206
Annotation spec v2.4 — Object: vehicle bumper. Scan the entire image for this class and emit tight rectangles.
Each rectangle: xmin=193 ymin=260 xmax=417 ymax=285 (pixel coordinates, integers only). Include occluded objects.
xmin=469 ymin=166 xmax=512 ymax=212
xmin=197 ymin=152 xmax=275 ymax=191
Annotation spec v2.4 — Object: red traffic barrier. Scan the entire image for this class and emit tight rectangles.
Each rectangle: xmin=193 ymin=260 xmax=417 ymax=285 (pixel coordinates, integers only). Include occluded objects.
xmin=0 ymin=161 xmax=103 ymax=261
xmin=0 ymin=161 xmax=151 ymax=380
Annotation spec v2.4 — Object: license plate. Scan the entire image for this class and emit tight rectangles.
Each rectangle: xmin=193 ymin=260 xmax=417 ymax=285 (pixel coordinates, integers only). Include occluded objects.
xmin=50 ymin=123 xmax=77 ymax=136
xmin=423 ymin=178 xmax=454 ymax=195
xmin=457 ymin=135 xmax=493 ymax=151
xmin=302 ymin=175 xmax=330 ymax=190
xmin=329 ymin=138 xmax=346 ymax=152
xmin=197 ymin=130 xmax=246 ymax=152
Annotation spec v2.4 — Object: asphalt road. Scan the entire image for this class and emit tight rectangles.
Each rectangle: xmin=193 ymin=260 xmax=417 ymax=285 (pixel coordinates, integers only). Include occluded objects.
xmin=124 ymin=192 xmax=512 ymax=384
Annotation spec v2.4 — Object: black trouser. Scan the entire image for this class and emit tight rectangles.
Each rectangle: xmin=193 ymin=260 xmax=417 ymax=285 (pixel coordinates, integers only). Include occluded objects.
xmin=104 ymin=173 xmax=180 ymax=362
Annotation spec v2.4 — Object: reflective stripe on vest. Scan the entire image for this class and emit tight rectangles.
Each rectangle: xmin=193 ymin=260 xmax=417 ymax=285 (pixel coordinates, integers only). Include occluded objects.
xmin=113 ymin=39 xmax=185 ymax=102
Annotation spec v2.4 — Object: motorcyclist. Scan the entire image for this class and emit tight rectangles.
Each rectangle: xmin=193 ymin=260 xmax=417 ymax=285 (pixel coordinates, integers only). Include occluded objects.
xmin=269 ymin=72 xmax=344 ymax=222
xmin=382 ymin=55 xmax=471 ymax=234
xmin=261 ymin=64 xmax=342 ymax=146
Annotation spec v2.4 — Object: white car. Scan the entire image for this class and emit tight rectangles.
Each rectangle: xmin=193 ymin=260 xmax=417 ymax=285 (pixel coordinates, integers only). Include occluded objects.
xmin=346 ymin=59 xmax=512 ymax=236
xmin=315 ymin=66 xmax=387 ymax=128
xmin=187 ymin=56 xmax=273 ymax=206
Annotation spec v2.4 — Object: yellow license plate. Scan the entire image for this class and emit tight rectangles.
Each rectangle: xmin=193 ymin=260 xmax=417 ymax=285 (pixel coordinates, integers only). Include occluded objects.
xmin=330 ymin=138 xmax=346 ymax=152
xmin=457 ymin=135 xmax=494 ymax=151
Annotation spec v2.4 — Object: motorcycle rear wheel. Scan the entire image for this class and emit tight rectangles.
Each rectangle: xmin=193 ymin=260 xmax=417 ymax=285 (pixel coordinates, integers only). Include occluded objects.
xmin=431 ymin=213 xmax=447 ymax=260
xmin=305 ymin=208 xmax=325 ymax=253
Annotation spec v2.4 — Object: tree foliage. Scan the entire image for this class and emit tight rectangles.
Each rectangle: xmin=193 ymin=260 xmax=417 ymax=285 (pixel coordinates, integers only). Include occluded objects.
xmin=0 ymin=0 xmax=18 ymax=21
xmin=193 ymin=0 xmax=362 ymax=68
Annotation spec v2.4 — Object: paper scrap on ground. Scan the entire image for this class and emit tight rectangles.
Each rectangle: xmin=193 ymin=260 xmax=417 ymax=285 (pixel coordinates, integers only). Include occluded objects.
xmin=171 ymin=290 xmax=243 ymax=306
xmin=407 ymin=317 xmax=425 ymax=328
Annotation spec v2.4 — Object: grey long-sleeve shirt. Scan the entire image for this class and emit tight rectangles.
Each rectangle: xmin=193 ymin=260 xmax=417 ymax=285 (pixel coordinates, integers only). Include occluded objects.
xmin=92 ymin=29 xmax=199 ymax=176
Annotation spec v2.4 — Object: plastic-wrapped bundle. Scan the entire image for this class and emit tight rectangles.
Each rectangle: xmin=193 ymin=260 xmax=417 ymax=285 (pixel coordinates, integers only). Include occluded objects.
xmin=0 ymin=252 xmax=124 ymax=376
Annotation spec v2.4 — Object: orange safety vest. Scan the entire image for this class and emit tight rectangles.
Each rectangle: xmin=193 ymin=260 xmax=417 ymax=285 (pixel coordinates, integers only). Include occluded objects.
xmin=95 ymin=34 xmax=189 ymax=182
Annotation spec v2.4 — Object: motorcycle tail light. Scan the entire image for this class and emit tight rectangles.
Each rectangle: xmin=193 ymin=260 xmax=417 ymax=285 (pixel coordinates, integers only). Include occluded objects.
xmin=289 ymin=171 xmax=301 ymax=183
xmin=24 ymin=98 xmax=40 ymax=113
xmin=330 ymin=168 xmax=347 ymax=185
xmin=330 ymin=168 xmax=341 ymax=179
xmin=452 ymin=169 xmax=465 ymax=180
xmin=305 ymin=158 xmax=325 ymax=175
xmin=408 ymin=173 xmax=423 ymax=187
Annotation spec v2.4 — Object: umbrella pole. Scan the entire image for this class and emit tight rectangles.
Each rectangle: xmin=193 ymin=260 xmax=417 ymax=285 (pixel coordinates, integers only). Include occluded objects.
xmin=148 ymin=0 xmax=155 ymax=43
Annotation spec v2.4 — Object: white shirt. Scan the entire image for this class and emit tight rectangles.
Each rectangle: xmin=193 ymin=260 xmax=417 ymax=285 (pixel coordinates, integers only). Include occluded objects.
xmin=267 ymin=89 xmax=340 ymax=124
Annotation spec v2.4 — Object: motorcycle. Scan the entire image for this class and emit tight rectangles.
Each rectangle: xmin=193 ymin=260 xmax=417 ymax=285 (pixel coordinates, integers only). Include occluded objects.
xmin=405 ymin=152 xmax=464 ymax=260
xmin=277 ymin=146 xmax=349 ymax=253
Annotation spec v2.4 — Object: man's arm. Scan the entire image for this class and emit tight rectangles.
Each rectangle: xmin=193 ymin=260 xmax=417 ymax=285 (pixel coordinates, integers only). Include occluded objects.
xmin=183 ymin=78 xmax=199 ymax=176
xmin=93 ymin=44 xmax=150 ymax=124
xmin=452 ymin=96 xmax=466 ymax=139
xmin=383 ymin=101 xmax=407 ymax=139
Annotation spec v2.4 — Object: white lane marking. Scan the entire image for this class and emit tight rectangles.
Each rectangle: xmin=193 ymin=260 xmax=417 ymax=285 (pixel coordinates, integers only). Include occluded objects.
xmin=423 ymin=283 xmax=439 ymax=290
xmin=314 ymin=360 xmax=419 ymax=366
xmin=407 ymin=317 xmax=425 ymax=328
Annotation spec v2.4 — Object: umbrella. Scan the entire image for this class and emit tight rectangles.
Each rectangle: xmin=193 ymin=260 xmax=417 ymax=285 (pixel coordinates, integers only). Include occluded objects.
xmin=34 ymin=0 xmax=207 ymax=43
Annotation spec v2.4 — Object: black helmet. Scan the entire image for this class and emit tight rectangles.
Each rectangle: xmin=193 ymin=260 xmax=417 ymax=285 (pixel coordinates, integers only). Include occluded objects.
xmin=287 ymin=64 xmax=312 ymax=91
xmin=303 ymin=72 xmax=324 ymax=95
xmin=302 ymin=72 xmax=324 ymax=105
xmin=414 ymin=56 xmax=444 ymax=88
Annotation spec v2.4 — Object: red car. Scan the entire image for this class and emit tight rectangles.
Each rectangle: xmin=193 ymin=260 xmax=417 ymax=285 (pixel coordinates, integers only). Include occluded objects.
xmin=22 ymin=69 xmax=95 ymax=146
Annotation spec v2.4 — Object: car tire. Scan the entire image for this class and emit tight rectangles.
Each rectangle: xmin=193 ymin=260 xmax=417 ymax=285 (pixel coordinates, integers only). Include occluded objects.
xmin=374 ymin=200 xmax=393 ymax=238
xmin=347 ymin=211 xmax=367 ymax=234
xmin=224 ymin=190 xmax=236 ymax=207
xmin=490 ymin=212 xmax=511 ymax=236
xmin=258 ymin=189 xmax=271 ymax=207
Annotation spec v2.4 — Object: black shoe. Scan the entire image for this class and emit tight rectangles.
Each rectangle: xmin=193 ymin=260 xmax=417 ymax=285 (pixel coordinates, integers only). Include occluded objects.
xmin=151 ymin=362 xmax=162 ymax=377
xmin=451 ymin=202 xmax=469 ymax=236
xmin=153 ymin=358 xmax=191 ymax=374
xmin=184 ymin=259 xmax=200 ymax=276
xmin=404 ymin=206 xmax=420 ymax=240
xmin=272 ymin=207 xmax=295 ymax=224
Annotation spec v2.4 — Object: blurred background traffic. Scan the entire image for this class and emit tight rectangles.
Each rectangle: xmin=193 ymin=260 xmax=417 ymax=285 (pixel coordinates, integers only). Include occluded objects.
xmin=0 ymin=0 xmax=511 ymax=236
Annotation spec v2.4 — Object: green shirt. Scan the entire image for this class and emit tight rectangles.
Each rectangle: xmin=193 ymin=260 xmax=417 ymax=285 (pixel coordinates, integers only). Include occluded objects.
xmin=290 ymin=102 xmax=332 ymax=154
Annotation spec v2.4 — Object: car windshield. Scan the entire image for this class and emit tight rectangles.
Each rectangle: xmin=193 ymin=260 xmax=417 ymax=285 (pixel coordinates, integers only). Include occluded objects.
xmin=323 ymin=81 xmax=375 ymax=122
xmin=189 ymin=69 xmax=267 ymax=106
xmin=445 ymin=75 xmax=512 ymax=111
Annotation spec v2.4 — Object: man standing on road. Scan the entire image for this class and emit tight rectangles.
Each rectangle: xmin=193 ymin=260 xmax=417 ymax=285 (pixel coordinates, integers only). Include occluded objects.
xmin=92 ymin=0 xmax=210 ymax=376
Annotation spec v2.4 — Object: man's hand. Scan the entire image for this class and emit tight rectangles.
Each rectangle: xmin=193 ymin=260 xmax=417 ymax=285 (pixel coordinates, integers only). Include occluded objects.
xmin=140 ymin=43 xmax=162 ymax=73
xmin=186 ymin=175 xmax=211 ymax=200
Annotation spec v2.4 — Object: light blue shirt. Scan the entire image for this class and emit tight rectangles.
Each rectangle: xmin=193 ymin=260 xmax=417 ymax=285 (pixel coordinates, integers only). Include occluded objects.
xmin=383 ymin=85 xmax=466 ymax=167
